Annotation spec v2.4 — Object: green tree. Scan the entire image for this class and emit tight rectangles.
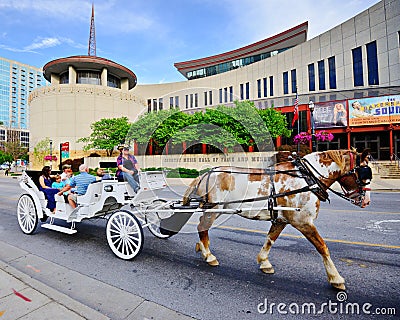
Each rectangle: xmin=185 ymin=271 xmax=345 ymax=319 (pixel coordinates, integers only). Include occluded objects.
xmin=33 ymin=137 xmax=51 ymax=166
xmin=128 ymin=109 xmax=192 ymax=148
xmin=78 ymin=117 xmax=131 ymax=156
xmin=0 ymin=150 xmax=13 ymax=164
xmin=127 ymin=101 xmax=292 ymax=153
xmin=3 ymin=140 xmax=28 ymax=161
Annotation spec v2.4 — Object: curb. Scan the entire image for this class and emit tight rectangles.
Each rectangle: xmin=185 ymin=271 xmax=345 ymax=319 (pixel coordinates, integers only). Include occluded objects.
xmin=0 ymin=240 xmax=196 ymax=320
xmin=0 ymin=260 xmax=108 ymax=320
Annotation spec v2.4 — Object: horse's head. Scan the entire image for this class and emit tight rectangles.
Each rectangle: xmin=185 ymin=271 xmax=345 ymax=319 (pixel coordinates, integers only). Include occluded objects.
xmin=337 ymin=149 xmax=372 ymax=208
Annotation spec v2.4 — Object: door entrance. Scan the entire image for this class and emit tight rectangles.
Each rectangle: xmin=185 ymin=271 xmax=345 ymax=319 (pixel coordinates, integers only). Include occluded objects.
xmin=352 ymin=134 xmax=380 ymax=159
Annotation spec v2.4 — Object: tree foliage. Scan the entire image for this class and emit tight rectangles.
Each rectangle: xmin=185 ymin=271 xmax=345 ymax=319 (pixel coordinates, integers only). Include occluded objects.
xmin=126 ymin=101 xmax=291 ymax=152
xmin=33 ymin=137 xmax=51 ymax=166
xmin=0 ymin=150 xmax=13 ymax=164
xmin=3 ymin=140 xmax=28 ymax=161
xmin=77 ymin=117 xmax=131 ymax=156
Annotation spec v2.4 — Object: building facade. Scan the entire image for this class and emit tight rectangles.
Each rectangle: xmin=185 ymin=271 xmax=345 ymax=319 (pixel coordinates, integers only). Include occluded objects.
xmin=0 ymin=57 xmax=47 ymax=148
xmin=28 ymin=55 xmax=146 ymax=168
xmin=133 ymin=0 xmax=400 ymax=160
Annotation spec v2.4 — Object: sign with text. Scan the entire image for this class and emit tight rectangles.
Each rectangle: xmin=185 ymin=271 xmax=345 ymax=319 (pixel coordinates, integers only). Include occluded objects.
xmin=61 ymin=142 xmax=70 ymax=159
xmin=348 ymin=95 xmax=400 ymax=126
xmin=313 ymin=100 xmax=347 ymax=129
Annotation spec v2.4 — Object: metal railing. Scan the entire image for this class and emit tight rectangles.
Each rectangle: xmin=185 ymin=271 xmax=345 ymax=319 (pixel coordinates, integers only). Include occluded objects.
xmin=369 ymin=154 xmax=381 ymax=173
xmin=391 ymin=153 xmax=400 ymax=169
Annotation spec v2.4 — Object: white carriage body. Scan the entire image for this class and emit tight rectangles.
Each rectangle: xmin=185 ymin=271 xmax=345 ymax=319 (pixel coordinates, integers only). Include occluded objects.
xmin=18 ymin=170 xmax=167 ymax=224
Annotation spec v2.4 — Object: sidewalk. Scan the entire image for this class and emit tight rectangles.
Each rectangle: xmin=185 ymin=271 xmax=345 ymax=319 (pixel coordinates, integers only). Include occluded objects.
xmin=0 ymin=241 xmax=195 ymax=320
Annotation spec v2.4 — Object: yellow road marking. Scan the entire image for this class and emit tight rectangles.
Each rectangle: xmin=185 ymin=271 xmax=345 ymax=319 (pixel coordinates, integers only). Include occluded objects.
xmin=209 ymin=224 xmax=400 ymax=250
xmin=320 ymin=208 xmax=400 ymax=215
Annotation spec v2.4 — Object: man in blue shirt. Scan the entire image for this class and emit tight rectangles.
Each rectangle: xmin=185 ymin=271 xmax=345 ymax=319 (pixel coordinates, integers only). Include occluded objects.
xmin=58 ymin=164 xmax=96 ymax=209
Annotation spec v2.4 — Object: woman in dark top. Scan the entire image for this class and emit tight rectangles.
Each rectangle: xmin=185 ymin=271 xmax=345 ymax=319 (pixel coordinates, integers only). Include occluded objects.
xmin=38 ymin=166 xmax=59 ymax=213
xmin=116 ymin=146 xmax=140 ymax=192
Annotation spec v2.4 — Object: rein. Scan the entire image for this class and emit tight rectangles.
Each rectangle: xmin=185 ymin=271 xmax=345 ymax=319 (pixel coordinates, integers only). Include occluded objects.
xmin=187 ymin=151 xmax=371 ymax=216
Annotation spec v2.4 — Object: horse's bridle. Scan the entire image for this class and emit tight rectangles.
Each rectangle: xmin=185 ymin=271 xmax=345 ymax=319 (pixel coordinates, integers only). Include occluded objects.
xmin=336 ymin=151 xmax=372 ymax=207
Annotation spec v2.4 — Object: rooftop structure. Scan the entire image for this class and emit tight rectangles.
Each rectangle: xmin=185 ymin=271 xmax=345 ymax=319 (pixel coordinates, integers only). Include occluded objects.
xmin=174 ymin=22 xmax=308 ymax=80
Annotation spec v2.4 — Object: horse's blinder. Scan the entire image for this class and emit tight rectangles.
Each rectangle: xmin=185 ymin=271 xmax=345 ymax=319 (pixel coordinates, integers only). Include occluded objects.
xmin=338 ymin=163 xmax=372 ymax=207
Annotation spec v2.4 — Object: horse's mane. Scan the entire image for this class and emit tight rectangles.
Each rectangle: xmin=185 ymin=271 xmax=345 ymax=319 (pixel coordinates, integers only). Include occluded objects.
xmin=318 ymin=150 xmax=348 ymax=172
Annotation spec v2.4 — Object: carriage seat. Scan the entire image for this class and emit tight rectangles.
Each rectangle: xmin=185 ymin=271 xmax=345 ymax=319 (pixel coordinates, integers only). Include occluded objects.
xmin=76 ymin=182 xmax=103 ymax=205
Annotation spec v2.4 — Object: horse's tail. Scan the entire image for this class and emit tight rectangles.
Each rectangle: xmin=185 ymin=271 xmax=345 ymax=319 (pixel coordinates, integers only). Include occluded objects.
xmin=183 ymin=176 xmax=201 ymax=205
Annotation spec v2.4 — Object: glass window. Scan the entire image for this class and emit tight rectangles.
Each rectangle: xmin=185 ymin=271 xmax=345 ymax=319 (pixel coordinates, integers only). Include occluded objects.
xmin=169 ymin=97 xmax=174 ymax=108
xmin=352 ymin=46 xmax=364 ymax=86
xmin=219 ymin=89 xmax=223 ymax=103
xmin=209 ymin=91 xmax=213 ymax=105
xmin=318 ymin=60 xmax=326 ymax=90
xmin=190 ymin=94 xmax=193 ymax=108
xmin=269 ymin=76 xmax=274 ymax=96
xmin=107 ymin=74 xmax=121 ymax=88
xmin=245 ymin=82 xmax=250 ymax=100
xmin=283 ymin=72 xmax=289 ymax=94
xmin=291 ymin=69 xmax=297 ymax=93
xmin=185 ymin=95 xmax=188 ymax=109
xmin=175 ymin=96 xmax=179 ymax=108
xmin=263 ymin=77 xmax=267 ymax=97
xmin=204 ymin=91 xmax=208 ymax=106
xmin=240 ymin=84 xmax=244 ymax=100
xmin=308 ymin=64 xmax=315 ymax=91
xmin=158 ymin=98 xmax=163 ymax=110
xmin=153 ymin=99 xmax=157 ymax=112
xmin=366 ymin=41 xmax=379 ymax=85
xmin=59 ymin=72 xmax=69 ymax=84
xmin=77 ymin=71 xmax=101 ymax=85
xmin=195 ymin=93 xmax=198 ymax=108
xmin=224 ymin=87 xmax=228 ymax=103
xmin=257 ymin=79 xmax=261 ymax=98
xmin=328 ymin=57 xmax=337 ymax=89
xmin=229 ymin=86 xmax=233 ymax=102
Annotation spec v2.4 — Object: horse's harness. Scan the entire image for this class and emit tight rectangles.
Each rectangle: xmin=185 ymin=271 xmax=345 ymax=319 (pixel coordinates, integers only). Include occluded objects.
xmin=186 ymin=152 xmax=372 ymax=224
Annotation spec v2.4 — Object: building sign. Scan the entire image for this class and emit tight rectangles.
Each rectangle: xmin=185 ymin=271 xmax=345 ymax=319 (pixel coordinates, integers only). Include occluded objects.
xmin=313 ymin=100 xmax=347 ymax=128
xmin=348 ymin=95 xmax=400 ymax=126
xmin=61 ymin=142 xmax=70 ymax=159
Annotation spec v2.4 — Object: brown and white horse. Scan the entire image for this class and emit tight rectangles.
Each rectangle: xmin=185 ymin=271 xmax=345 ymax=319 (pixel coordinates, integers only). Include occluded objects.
xmin=183 ymin=150 xmax=371 ymax=290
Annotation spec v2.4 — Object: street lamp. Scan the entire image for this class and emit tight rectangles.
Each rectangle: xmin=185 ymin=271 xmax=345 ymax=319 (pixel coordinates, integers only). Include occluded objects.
xmin=309 ymin=101 xmax=316 ymax=152
xmin=49 ymin=139 xmax=53 ymax=170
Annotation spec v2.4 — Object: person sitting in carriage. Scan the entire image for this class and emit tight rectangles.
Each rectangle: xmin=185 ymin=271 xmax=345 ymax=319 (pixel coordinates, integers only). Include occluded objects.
xmin=38 ymin=166 xmax=59 ymax=213
xmin=57 ymin=164 xmax=96 ymax=210
xmin=116 ymin=146 xmax=140 ymax=193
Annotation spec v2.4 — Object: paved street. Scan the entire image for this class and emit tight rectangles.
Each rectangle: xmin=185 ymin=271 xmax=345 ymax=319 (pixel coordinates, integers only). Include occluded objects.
xmin=0 ymin=176 xmax=399 ymax=319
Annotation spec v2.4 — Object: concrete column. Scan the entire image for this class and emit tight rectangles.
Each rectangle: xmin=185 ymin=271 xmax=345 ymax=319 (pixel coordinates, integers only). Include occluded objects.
xmin=101 ymin=68 xmax=108 ymax=86
xmin=121 ymin=78 xmax=129 ymax=91
xmin=50 ymin=73 xmax=60 ymax=85
xmin=68 ymin=66 xmax=76 ymax=84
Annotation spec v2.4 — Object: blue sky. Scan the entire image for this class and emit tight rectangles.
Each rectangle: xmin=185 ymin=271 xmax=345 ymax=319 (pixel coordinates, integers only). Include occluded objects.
xmin=0 ymin=0 xmax=379 ymax=84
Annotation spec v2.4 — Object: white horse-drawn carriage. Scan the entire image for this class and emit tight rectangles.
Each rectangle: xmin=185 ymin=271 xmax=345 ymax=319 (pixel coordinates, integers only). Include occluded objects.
xmin=17 ymin=170 xmax=175 ymax=260
xmin=17 ymin=150 xmax=373 ymax=290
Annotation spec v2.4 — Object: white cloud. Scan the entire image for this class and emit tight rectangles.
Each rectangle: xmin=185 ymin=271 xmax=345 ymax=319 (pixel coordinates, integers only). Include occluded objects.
xmin=0 ymin=36 xmax=85 ymax=53
xmin=24 ymin=37 xmax=61 ymax=51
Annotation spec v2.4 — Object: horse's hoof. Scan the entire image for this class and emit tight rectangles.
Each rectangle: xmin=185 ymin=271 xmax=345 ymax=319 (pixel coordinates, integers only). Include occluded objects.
xmin=331 ymin=283 xmax=346 ymax=291
xmin=208 ymin=259 xmax=219 ymax=266
xmin=195 ymin=243 xmax=201 ymax=252
xmin=206 ymin=254 xmax=219 ymax=266
xmin=261 ymin=267 xmax=275 ymax=274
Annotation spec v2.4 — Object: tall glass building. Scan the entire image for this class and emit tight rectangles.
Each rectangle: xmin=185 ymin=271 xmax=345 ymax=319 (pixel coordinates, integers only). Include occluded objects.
xmin=0 ymin=57 xmax=47 ymax=129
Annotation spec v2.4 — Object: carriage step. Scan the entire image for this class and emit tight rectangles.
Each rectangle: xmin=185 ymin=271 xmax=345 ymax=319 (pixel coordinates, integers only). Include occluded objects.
xmin=41 ymin=223 xmax=77 ymax=234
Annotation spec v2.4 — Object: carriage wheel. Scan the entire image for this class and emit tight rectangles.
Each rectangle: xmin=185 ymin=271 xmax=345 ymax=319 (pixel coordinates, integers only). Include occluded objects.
xmin=145 ymin=199 xmax=173 ymax=239
xmin=17 ymin=194 xmax=38 ymax=234
xmin=106 ymin=210 xmax=144 ymax=260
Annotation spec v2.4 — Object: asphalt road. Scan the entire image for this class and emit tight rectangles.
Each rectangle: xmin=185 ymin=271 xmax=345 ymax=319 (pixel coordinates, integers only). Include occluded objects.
xmin=0 ymin=177 xmax=399 ymax=319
